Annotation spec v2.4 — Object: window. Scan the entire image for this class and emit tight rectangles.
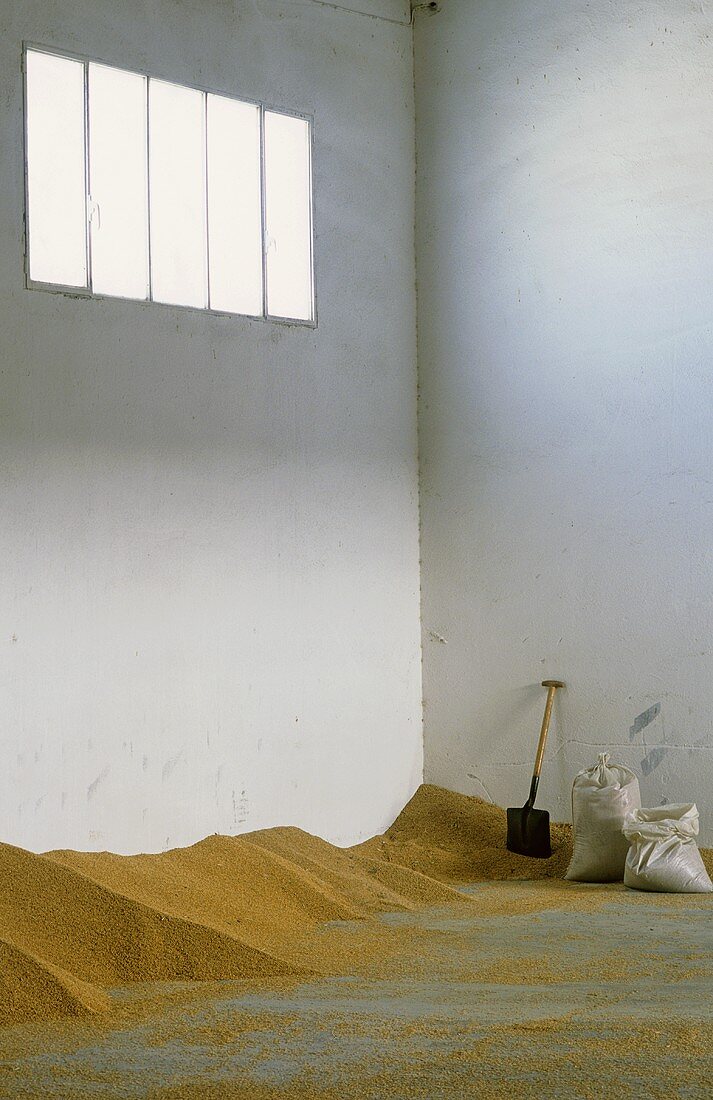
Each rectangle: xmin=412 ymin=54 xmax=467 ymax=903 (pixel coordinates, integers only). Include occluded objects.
xmin=23 ymin=47 xmax=315 ymax=323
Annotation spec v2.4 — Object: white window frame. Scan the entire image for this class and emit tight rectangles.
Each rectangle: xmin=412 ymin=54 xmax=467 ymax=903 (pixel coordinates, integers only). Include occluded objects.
xmin=22 ymin=43 xmax=317 ymax=327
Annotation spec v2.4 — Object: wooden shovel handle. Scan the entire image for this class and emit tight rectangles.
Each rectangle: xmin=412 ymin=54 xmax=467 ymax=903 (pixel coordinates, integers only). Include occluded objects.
xmin=533 ymin=681 xmax=564 ymax=778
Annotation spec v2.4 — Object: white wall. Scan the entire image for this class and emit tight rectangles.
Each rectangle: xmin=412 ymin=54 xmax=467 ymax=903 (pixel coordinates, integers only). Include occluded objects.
xmin=0 ymin=0 xmax=422 ymax=853
xmin=416 ymin=0 xmax=713 ymax=841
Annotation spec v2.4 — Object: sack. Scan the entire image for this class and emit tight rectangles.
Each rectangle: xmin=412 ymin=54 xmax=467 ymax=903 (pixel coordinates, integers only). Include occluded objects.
xmin=623 ymin=804 xmax=713 ymax=893
xmin=565 ymin=753 xmax=640 ymax=882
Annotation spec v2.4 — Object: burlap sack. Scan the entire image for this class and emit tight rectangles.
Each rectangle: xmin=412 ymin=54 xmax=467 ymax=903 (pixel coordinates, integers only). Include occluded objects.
xmin=623 ymin=804 xmax=713 ymax=893
xmin=565 ymin=753 xmax=640 ymax=882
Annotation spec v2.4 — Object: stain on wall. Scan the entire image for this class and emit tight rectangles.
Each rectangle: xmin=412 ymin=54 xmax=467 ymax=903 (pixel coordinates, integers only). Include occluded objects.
xmin=629 ymin=705 xmax=661 ymax=741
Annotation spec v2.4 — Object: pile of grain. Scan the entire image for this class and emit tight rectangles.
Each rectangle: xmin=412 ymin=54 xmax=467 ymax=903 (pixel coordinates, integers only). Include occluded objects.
xmin=0 ymin=840 xmax=304 ymax=1025
xmin=0 ymin=788 xmax=474 ymax=1025
xmin=3 ymin=783 xmax=706 ymax=1027
xmin=354 ymin=783 xmax=574 ymax=882
xmin=0 ymin=940 xmax=108 ymax=1026
xmin=45 ymin=828 xmax=466 ymax=978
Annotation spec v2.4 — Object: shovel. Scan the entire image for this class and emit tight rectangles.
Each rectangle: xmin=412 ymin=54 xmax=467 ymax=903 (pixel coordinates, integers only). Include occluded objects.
xmin=506 ymin=680 xmax=564 ymax=858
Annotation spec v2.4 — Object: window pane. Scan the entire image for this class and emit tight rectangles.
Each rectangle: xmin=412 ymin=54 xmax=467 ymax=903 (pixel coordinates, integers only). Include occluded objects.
xmin=89 ymin=64 xmax=148 ymax=299
xmin=207 ymin=94 xmax=262 ymax=316
xmin=264 ymin=112 xmax=313 ymax=321
xmin=148 ymin=80 xmax=207 ymax=308
xmin=26 ymin=50 xmax=87 ymax=287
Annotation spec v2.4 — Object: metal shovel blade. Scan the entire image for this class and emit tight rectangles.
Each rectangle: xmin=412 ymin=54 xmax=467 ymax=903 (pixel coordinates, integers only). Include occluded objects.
xmin=506 ymin=804 xmax=551 ymax=858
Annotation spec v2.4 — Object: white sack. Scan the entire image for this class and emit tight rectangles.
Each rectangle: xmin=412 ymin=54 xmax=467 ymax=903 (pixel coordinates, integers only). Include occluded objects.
xmin=565 ymin=753 xmax=640 ymax=882
xmin=623 ymin=804 xmax=713 ymax=894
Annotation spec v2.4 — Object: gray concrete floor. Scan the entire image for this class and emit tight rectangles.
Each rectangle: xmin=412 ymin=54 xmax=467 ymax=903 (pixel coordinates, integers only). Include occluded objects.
xmin=1 ymin=882 xmax=712 ymax=1099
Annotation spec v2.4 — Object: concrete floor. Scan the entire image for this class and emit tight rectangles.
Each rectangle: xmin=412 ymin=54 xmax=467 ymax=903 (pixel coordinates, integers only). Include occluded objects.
xmin=1 ymin=882 xmax=712 ymax=1099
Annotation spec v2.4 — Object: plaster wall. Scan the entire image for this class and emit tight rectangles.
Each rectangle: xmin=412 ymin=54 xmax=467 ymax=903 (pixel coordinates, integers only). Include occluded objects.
xmin=0 ymin=0 xmax=421 ymax=853
xmin=415 ymin=0 xmax=713 ymax=840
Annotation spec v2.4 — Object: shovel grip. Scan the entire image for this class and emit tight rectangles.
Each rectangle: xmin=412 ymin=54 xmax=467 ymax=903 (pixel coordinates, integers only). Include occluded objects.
xmin=532 ymin=681 xmax=563 ymax=780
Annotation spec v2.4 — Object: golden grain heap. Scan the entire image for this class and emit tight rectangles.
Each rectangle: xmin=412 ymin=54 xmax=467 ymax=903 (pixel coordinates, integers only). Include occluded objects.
xmin=6 ymin=782 xmax=686 ymax=1027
